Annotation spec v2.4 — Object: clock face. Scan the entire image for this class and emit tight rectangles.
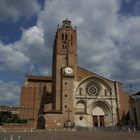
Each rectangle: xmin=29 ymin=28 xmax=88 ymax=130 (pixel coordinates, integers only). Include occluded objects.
xmin=65 ymin=67 xmax=73 ymax=74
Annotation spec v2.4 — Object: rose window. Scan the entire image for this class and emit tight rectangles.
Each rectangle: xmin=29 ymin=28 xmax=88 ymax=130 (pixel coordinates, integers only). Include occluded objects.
xmin=86 ymin=81 xmax=100 ymax=96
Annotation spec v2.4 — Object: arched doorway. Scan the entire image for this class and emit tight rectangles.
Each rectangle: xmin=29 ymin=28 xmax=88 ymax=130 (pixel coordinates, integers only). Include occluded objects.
xmin=92 ymin=107 xmax=105 ymax=127
xmin=91 ymin=101 xmax=111 ymax=127
xmin=37 ymin=116 xmax=46 ymax=129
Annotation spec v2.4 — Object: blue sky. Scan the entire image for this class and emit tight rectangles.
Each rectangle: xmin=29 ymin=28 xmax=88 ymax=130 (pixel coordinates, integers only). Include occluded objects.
xmin=0 ymin=0 xmax=140 ymax=105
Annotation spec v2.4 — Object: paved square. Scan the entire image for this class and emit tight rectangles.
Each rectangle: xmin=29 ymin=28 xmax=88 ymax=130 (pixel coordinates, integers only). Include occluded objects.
xmin=0 ymin=129 xmax=140 ymax=140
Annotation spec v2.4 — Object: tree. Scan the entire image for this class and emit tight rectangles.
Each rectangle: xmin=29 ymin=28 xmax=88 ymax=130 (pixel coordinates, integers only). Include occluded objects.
xmin=0 ymin=111 xmax=27 ymax=125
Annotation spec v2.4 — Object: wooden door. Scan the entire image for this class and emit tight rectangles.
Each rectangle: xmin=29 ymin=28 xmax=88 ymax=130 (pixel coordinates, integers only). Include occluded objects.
xmin=99 ymin=115 xmax=104 ymax=127
xmin=93 ymin=116 xmax=98 ymax=126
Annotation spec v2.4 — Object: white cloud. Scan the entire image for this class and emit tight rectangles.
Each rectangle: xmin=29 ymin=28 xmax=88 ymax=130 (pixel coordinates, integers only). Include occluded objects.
xmin=0 ymin=80 xmax=20 ymax=105
xmin=0 ymin=24 xmax=52 ymax=77
xmin=0 ymin=42 xmax=30 ymax=71
xmin=0 ymin=25 xmax=52 ymax=105
xmin=37 ymin=0 xmax=140 ymax=92
xmin=14 ymin=26 xmax=52 ymax=75
xmin=1 ymin=0 xmax=140 ymax=107
xmin=0 ymin=0 xmax=41 ymax=21
xmin=38 ymin=0 xmax=120 ymax=75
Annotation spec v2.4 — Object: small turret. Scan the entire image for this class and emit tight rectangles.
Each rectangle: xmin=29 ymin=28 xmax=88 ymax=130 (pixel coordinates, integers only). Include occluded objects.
xmin=61 ymin=18 xmax=73 ymax=29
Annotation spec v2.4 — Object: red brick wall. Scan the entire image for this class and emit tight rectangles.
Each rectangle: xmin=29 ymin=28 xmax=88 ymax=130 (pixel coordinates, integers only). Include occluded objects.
xmin=2 ymin=123 xmax=35 ymax=130
xmin=118 ymin=83 xmax=130 ymax=121
xmin=19 ymin=81 xmax=52 ymax=120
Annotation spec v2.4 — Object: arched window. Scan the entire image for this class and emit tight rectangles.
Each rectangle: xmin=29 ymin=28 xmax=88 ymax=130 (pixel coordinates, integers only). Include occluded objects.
xmin=65 ymin=44 xmax=67 ymax=49
xmin=62 ymin=44 xmax=67 ymax=49
xmin=76 ymin=101 xmax=86 ymax=112
xmin=37 ymin=116 xmax=46 ymax=129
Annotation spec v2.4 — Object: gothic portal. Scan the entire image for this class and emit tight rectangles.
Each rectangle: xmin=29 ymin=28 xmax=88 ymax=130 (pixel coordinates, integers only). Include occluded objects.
xmin=19 ymin=19 xmax=129 ymax=128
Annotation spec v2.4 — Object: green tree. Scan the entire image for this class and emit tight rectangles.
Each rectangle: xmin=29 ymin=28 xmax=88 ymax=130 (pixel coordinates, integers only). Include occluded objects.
xmin=0 ymin=111 xmax=27 ymax=125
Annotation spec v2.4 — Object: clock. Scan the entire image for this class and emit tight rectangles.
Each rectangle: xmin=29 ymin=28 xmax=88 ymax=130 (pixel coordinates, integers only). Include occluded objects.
xmin=64 ymin=67 xmax=73 ymax=75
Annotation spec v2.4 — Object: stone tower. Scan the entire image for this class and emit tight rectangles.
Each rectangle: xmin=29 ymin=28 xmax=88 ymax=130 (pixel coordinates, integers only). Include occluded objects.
xmin=52 ymin=19 xmax=77 ymax=121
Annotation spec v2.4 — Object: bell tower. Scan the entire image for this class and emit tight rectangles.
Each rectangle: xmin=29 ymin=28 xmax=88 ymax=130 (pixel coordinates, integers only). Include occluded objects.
xmin=52 ymin=19 xmax=77 ymax=120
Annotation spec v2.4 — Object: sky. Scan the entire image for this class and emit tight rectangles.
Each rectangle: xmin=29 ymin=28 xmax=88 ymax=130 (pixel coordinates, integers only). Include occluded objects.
xmin=0 ymin=0 xmax=140 ymax=106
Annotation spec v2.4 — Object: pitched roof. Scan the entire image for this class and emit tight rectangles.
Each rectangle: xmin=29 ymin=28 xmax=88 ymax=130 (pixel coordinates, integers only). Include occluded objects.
xmin=133 ymin=91 xmax=140 ymax=96
xmin=78 ymin=66 xmax=122 ymax=84
xmin=26 ymin=75 xmax=52 ymax=82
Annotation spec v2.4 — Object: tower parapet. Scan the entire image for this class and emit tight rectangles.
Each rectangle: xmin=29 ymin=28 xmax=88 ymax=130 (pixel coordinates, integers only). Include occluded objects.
xmin=61 ymin=18 xmax=73 ymax=29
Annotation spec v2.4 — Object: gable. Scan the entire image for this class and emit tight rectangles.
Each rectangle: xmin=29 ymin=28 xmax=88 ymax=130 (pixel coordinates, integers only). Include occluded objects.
xmin=77 ymin=66 xmax=115 ymax=85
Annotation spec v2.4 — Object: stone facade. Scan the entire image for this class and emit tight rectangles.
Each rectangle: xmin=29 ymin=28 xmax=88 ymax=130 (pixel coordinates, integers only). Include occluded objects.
xmin=19 ymin=19 xmax=129 ymax=128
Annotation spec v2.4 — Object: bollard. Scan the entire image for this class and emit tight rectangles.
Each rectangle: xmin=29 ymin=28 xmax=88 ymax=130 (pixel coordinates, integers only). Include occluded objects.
xmin=3 ymin=130 xmax=6 ymax=140
xmin=10 ymin=135 xmax=13 ymax=140
xmin=128 ymin=128 xmax=131 ymax=133
xmin=18 ymin=136 xmax=21 ymax=140
xmin=133 ymin=127 xmax=136 ymax=132
xmin=31 ymin=129 xmax=33 ymax=132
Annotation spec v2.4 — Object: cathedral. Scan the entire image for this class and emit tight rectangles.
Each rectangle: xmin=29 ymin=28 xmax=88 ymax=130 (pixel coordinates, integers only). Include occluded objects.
xmin=19 ymin=19 xmax=129 ymax=129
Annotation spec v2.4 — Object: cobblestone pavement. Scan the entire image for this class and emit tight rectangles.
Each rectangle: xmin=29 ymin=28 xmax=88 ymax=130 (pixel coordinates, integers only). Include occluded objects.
xmin=0 ymin=129 xmax=140 ymax=140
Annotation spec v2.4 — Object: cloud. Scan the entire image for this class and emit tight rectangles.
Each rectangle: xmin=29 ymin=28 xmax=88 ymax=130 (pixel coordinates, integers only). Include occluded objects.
xmin=111 ymin=17 xmax=140 ymax=85
xmin=0 ymin=0 xmax=140 ymax=107
xmin=38 ymin=0 xmax=120 ymax=75
xmin=14 ymin=25 xmax=52 ymax=75
xmin=0 ymin=80 xmax=20 ymax=105
xmin=134 ymin=1 xmax=140 ymax=15
xmin=0 ymin=25 xmax=51 ymax=76
xmin=37 ymin=0 xmax=140 ymax=92
xmin=0 ymin=0 xmax=41 ymax=22
xmin=0 ymin=24 xmax=52 ymax=105
xmin=0 ymin=42 xmax=30 ymax=71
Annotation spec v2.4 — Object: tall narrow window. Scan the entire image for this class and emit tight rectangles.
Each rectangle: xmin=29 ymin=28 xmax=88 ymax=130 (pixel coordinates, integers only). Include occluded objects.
xmin=62 ymin=44 xmax=65 ymax=49
xmin=71 ymin=35 xmax=73 ymax=45
xmin=62 ymin=33 xmax=64 ymax=40
xmin=65 ymin=45 xmax=67 ymax=49
xmin=43 ymin=86 xmax=46 ymax=92
xmin=65 ymin=34 xmax=67 ymax=40
xmin=39 ymin=85 xmax=42 ymax=96
xmin=62 ymin=44 xmax=67 ymax=49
